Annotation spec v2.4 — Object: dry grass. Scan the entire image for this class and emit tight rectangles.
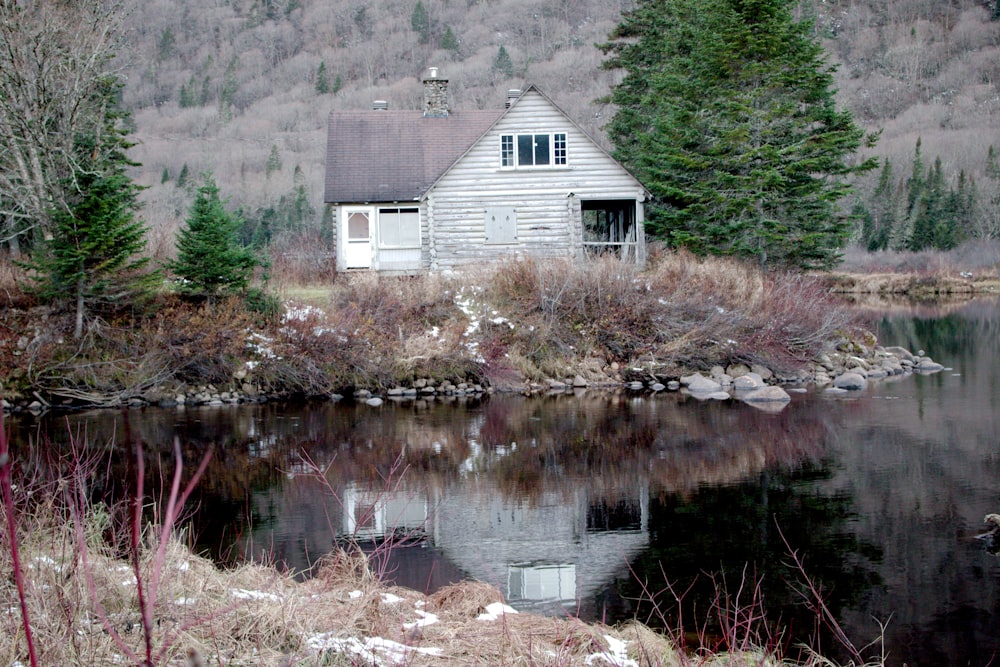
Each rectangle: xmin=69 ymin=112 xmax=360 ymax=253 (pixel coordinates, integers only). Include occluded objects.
xmin=2 ymin=518 xmax=844 ymax=666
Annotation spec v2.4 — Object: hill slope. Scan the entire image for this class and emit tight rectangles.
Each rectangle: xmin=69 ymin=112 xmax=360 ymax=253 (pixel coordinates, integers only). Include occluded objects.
xmin=116 ymin=0 xmax=1000 ymax=256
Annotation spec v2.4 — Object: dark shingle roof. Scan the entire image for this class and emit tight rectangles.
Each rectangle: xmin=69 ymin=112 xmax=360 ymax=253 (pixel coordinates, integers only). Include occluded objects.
xmin=324 ymin=109 xmax=504 ymax=203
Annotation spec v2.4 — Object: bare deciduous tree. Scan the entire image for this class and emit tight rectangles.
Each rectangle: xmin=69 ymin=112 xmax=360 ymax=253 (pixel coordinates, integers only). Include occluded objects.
xmin=0 ymin=0 xmax=125 ymax=255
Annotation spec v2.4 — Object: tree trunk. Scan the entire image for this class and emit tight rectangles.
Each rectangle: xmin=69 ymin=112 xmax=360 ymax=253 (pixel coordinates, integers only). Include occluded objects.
xmin=74 ymin=278 xmax=85 ymax=340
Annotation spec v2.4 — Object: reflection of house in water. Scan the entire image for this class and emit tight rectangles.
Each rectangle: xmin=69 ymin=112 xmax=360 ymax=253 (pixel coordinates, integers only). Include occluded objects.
xmin=341 ymin=484 xmax=428 ymax=542
xmin=430 ymin=482 xmax=649 ymax=612
xmin=336 ymin=478 xmax=649 ymax=612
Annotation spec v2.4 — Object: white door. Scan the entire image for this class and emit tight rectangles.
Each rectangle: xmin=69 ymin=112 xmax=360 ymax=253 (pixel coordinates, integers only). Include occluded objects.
xmin=344 ymin=208 xmax=373 ymax=269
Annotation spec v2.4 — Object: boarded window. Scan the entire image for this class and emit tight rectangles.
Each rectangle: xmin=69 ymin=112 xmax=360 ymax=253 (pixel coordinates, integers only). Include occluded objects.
xmin=484 ymin=207 xmax=517 ymax=244
xmin=378 ymin=208 xmax=420 ymax=247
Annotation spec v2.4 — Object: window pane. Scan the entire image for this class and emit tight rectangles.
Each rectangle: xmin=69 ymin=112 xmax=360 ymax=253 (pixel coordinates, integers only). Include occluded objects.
xmin=517 ymin=135 xmax=534 ymax=166
xmin=398 ymin=210 xmax=420 ymax=246
xmin=534 ymin=134 xmax=550 ymax=165
xmin=379 ymin=210 xmax=400 ymax=245
xmin=501 ymin=135 xmax=515 ymax=167
xmin=348 ymin=212 xmax=369 ymax=240
xmin=553 ymin=133 xmax=567 ymax=165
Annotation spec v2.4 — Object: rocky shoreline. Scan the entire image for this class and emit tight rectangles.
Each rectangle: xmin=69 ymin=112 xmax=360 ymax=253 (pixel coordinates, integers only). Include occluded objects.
xmin=2 ymin=338 xmax=943 ymax=414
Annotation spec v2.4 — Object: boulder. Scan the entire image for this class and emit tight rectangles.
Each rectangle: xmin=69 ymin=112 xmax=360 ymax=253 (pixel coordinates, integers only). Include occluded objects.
xmin=916 ymin=360 xmax=944 ymax=373
xmin=750 ymin=364 xmax=774 ymax=380
xmin=726 ymin=363 xmax=751 ymax=378
xmin=732 ymin=373 xmax=765 ymax=391
xmin=667 ymin=381 xmax=681 ymax=391
xmin=650 ymin=382 xmax=666 ymax=392
xmin=833 ymin=372 xmax=867 ymax=390
xmin=365 ymin=397 xmax=384 ymax=407
xmin=741 ymin=386 xmax=791 ymax=403
xmin=573 ymin=375 xmax=589 ymax=388
xmin=681 ymin=373 xmax=723 ymax=393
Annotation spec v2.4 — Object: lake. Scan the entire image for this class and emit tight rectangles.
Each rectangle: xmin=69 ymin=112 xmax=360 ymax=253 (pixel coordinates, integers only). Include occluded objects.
xmin=7 ymin=297 xmax=1000 ymax=666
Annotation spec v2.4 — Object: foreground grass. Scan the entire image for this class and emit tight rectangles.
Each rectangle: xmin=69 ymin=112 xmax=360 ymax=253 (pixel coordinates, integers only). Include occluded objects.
xmin=0 ymin=506 xmax=861 ymax=667
xmin=0 ymin=249 xmax=859 ymax=407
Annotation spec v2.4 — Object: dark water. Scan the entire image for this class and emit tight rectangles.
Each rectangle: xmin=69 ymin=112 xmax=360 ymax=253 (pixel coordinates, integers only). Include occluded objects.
xmin=7 ymin=299 xmax=1000 ymax=666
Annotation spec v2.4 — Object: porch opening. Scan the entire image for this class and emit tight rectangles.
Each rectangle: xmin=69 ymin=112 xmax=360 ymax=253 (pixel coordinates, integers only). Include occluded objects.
xmin=581 ymin=199 xmax=639 ymax=261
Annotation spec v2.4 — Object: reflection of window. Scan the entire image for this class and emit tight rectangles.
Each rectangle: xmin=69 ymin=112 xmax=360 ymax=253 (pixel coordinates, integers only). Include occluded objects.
xmin=507 ymin=563 xmax=576 ymax=602
xmin=501 ymin=133 xmax=567 ymax=168
xmin=378 ymin=208 xmax=419 ymax=247
xmin=586 ymin=499 xmax=642 ymax=533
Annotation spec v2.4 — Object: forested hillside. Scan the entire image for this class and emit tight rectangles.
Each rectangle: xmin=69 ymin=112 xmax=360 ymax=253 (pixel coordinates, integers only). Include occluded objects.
xmin=115 ymin=0 xmax=1000 ymax=258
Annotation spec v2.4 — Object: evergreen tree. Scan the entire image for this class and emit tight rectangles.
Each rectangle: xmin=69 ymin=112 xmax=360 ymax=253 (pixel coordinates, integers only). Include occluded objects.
xmin=316 ymin=61 xmax=330 ymax=94
xmin=905 ymin=138 xmax=925 ymax=217
xmin=177 ymin=163 xmax=190 ymax=188
xmin=24 ymin=81 xmax=158 ymax=339
xmin=599 ymin=0 xmax=877 ymax=270
xmin=331 ymin=73 xmax=343 ymax=94
xmin=440 ymin=25 xmax=459 ymax=51
xmin=411 ymin=1 xmax=431 ymax=44
xmin=987 ymin=145 xmax=1000 ymax=181
xmin=266 ymin=145 xmax=282 ymax=176
xmin=864 ymin=158 xmax=898 ymax=251
xmin=169 ymin=175 xmax=259 ymax=297
xmin=161 ymin=167 xmax=170 ymax=184
xmin=493 ymin=45 xmax=514 ymax=77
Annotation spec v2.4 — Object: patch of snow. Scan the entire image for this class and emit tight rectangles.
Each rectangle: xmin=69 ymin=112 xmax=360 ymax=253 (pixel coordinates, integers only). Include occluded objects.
xmin=584 ymin=635 xmax=638 ymax=667
xmin=348 ymin=590 xmax=364 ymax=599
xmin=173 ymin=597 xmax=197 ymax=606
xmin=307 ymin=634 xmax=443 ymax=665
xmin=381 ymin=592 xmax=404 ymax=605
xmin=176 ymin=560 xmax=190 ymax=572
xmin=477 ymin=601 xmax=518 ymax=621
xmin=31 ymin=555 xmax=62 ymax=571
xmin=232 ymin=589 xmax=281 ymax=602
xmin=403 ymin=609 xmax=439 ymax=629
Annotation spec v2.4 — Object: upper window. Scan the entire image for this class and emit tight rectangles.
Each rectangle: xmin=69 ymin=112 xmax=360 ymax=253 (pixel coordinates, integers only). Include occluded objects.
xmin=501 ymin=133 xmax=567 ymax=168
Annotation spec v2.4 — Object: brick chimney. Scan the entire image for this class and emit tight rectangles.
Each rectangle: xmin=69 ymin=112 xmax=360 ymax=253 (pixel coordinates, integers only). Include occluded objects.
xmin=422 ymin=67 xmax=449 ymax=118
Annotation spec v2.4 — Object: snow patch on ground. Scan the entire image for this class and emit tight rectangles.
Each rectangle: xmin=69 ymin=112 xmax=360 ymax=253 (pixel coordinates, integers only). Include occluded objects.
xmin=477 ymin=601 xmax=518 ymax=621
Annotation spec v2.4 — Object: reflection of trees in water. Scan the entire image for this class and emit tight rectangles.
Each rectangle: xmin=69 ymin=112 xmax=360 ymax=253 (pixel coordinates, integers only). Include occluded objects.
xmin=591 ymin=467 xmax=882 ymax=665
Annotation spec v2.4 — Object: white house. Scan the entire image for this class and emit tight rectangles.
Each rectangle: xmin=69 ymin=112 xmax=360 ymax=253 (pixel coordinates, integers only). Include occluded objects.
xmin=324 ymin=69 xmax=647 ymax=273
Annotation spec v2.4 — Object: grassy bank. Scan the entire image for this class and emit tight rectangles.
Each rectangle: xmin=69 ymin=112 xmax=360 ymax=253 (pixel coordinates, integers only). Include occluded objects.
xmin=0 ymin=249 xmax=859 ymax=408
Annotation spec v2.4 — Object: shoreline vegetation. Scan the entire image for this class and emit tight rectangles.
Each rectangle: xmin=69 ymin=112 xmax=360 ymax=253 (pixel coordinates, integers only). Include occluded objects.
xmin=1 ymin=246 xmax=983 ymax=414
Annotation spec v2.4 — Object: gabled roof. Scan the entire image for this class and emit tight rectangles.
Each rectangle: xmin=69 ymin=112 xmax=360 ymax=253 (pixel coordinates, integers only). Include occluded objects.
xmin=324 ymin=109 xmax=503 ymax=203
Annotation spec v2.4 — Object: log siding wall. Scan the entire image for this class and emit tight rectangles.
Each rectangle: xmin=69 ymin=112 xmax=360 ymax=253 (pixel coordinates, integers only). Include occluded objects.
xmin=427 ymin=90 xmax=645 ymax=271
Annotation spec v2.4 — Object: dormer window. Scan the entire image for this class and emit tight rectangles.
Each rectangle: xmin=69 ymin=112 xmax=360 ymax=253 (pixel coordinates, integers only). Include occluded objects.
xmin=501 ymin=133 xmax=567 ymax=168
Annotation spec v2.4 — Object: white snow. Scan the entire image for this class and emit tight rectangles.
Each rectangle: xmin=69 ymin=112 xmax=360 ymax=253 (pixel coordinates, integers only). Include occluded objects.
xmin=584 ymin=635 xmax=638 ymax=667
xmin=381 ymin=592 xmax=404 ymax=604
xmin=402 ymin=609 xmax=439 ymax=629
xmin=232 ymin=589 xmax=281 ymax=602
xmin=477 ymin=601 xmax=518 ymax=621
xmin=307 ymin=634 xmax=443 ymax=665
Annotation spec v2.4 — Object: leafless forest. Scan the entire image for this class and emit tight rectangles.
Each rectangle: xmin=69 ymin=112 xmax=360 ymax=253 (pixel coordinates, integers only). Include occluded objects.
xmin=114 ymin=0 xmax=1000 ymax=257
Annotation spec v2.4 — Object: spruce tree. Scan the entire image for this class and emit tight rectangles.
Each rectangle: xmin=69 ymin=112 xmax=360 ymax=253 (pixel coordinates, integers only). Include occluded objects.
xmin=316 ymin=61 xmax=330 ymax=94
xmin=169 ymin=175 xmax=259 ymax=297
xmin=493 ymin=45 xmax=514 ymax=78
xmin=864 ymin=158 xmax=898 ymax=251
xmin=599 ymin=0 xmax=877 ymax=269
xmin=440 ymin=26 xmax=459 ymax=51
xmin=411 ymin=1 xmax=431 ymax=44
xmin=24 ymin=81 xmax=158 ymax=339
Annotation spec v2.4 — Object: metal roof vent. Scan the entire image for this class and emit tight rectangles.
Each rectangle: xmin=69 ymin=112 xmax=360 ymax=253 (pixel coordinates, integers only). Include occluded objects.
xmin=505 ymin=89 xmax=521 ymax=108
xmin=372 ymin=100 xmax=389 ymax=111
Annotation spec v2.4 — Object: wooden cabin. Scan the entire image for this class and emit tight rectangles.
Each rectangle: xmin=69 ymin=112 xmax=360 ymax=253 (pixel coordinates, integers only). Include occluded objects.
xmin=324 ymin=68 xmax=647 ymax=273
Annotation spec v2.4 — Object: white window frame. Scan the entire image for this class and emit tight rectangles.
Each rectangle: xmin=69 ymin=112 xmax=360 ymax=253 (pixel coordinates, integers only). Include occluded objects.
xmin=500 ymin=132 xmax=568 ymax=169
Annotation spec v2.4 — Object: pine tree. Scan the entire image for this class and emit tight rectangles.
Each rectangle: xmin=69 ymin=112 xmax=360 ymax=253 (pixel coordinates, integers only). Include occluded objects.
xmin=331 ymin=73 xmax=343 ymax=94
xmin=316 ymin=61 xmax=330 ymax=94
xmin=864 ymin=158 xmax=898 ymax=251
xmin=440 ymin=26 xmax=459 ymax=51
xmin=169 ymin=175 xmax=259 ymax=297
xmin=493 ymin=45 xmax=514 ymax=78
xmin=24 ymin=81 xmax=158 ymax=339
xmin=411 ymin=1 xmax=431 ymax=44
xmin=987 ymin=145 xmax=1000 ymax=181
xmin=266 ymin=145 xmax=282 ymax=176
xmin=599 ymin=0 xmax=877 ymax=270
